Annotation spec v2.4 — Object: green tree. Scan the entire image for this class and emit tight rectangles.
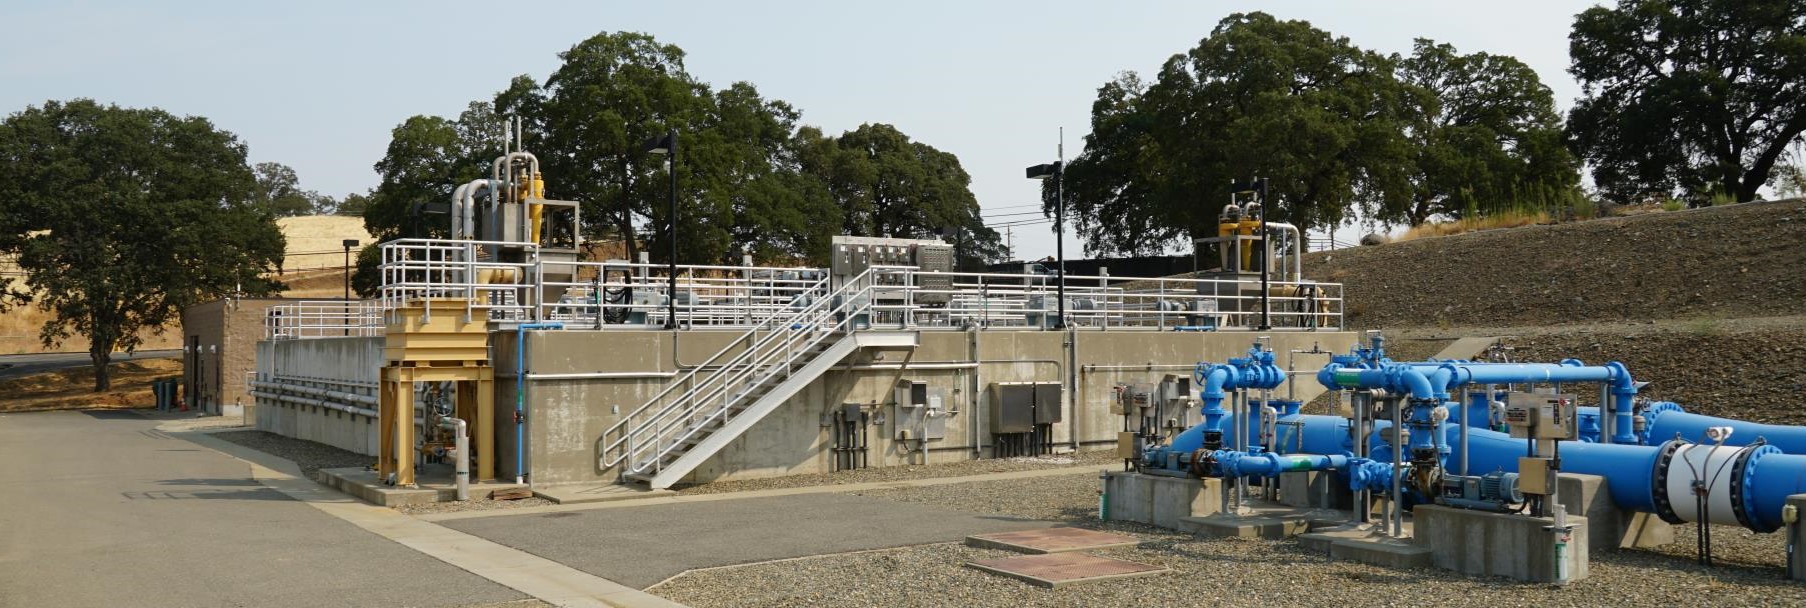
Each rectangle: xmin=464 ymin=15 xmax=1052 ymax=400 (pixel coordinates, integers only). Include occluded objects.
xmin=1569 ymin=0 xmax=1806 ymax=203
xmin=1394 ymin=39 xmax=1580 ymax=224
xmin=353 ymin=103 xmax=501 ymax=295
xmin=799 ymin=123 xmax=1001 ymax=266
xmin=335 ymin=191 xmax=372 ymax=217
xmin=251 ymin=162 xmax=315 ymax=217
xmin=0 ymin=99 xmax=284 ymax=390
xmin=1055 ymin=12 xmax=1414 ymax=256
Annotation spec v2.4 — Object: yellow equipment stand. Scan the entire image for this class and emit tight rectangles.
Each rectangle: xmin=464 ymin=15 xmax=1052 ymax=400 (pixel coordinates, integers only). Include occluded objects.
xmin=378 ymin=298 xmax=495 ymax=487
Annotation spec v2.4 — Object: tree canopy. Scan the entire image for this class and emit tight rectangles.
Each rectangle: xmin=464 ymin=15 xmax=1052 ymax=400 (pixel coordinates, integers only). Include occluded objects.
xmin=1054 ymin=13 xmax=1416 ymax=256
xmin=358 ymin=31 xmax=996 ymax=291
xmin=251 ymin=162 xmax=338 ymax=217
xmin=1569 ymin=0 xmax=1806 ymax=203
xmin=1392 ymin=39 xmax=1580 ymax=224
xmin=1053 ymin=13 xmax=1580 ymax=255
xmin=0 ymin=99 xmax=285 ymax=390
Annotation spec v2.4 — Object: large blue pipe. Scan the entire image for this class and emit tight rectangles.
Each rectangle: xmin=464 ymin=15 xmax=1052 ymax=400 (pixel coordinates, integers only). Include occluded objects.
xmin=515 ymin=322 xmax=563 ymax=484
xmin=1643 ymin=402 xmax=1806 ymax=454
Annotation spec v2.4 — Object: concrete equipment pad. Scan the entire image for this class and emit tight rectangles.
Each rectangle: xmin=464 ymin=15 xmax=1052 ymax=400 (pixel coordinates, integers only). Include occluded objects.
xmin=967 ymin=553 xmax=1168 ymax=588
xmin=443 ymin=492 xmax=1053 ymax=588
xmin=966 ymin=527 xmax=1140 ymax=553
xmin=318 ymin=466 xmax=527 ymax=506
xmin=0 ymin=410 xmax=527 ymax=608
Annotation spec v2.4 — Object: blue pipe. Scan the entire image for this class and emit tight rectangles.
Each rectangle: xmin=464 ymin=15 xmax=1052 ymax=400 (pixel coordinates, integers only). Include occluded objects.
xmin=515 ymin=322 xmax=563 ymax=483
xmin=1643 ymin=402 xmax=1806 ymax=454
xmin=1213 ymin=450 xmax=1348 ymax=478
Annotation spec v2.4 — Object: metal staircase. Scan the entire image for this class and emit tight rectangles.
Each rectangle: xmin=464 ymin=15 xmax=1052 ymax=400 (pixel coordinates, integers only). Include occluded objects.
xmin=598 ymin=268 xmax=915 ymax=489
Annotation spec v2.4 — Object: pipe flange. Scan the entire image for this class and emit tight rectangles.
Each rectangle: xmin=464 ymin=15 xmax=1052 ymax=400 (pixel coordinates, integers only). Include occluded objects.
xmin=1650 ymin=439 xmax=1686 ymax=525
xmin=1190 ymin=448 xmax=1214 ymax=478
xmin=1733 ymin=444 xmax=1779 ymax=532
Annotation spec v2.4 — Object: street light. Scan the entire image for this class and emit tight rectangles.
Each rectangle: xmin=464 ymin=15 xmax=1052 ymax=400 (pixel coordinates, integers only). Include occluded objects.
xmin=1025 ymin=161 xmax=1065 ymax=329
xmin=342 ymin=238 xmax=359 ymax=337
xmin=643 ymin=129 xmax=679 ymax=329
xmin=341 ymin=239 xmax=360 ymax=301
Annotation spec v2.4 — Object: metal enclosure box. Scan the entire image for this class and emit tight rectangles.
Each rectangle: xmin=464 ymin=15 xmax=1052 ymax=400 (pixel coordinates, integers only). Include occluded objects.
xmin=1518 ymin=457 xmax=1557 ymax=496
xmin=891 ymin=380 xmax=948 ymax=441
xmin=911 ymin=243 xmax=954 ymax=305
xmin=1504 ymin=393 xmax=1577 ymax=440
xmin=990 ymin=381 xmax=1063 ymax=433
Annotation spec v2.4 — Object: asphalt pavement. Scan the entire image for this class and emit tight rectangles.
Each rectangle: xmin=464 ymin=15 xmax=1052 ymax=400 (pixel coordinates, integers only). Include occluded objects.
xmin=0 ymin=348 xmax=181 ymax=380
xmin=0 ymin=409 xmax=529 ymax=608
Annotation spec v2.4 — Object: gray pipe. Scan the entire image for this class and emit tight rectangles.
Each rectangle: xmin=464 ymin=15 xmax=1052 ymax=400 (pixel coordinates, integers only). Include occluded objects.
xmin=442 ymin=417 xmax=469 ymax=501
xmin=251 ymin=380 xmax=376 ymax=405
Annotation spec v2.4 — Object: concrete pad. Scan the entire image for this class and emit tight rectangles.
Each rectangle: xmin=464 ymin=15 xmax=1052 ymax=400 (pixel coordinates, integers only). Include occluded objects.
xmin=535 ymin=482 xmax=676 ymax=505
xmin=317 ymin=466 xmax=527 ymax=507
xmin=966 ymin=553 xmax=1168 ymax=589
xmin=1298 ymin=524 xmax=1434 ymax=569
xmin=966 ymin=527 xmax=1140 ymax=554
xmin=1103 ymin=471 xmax=1222 ymax=529
xmin=1415 ymin=504 xmax=1589 ymax=583
xmin=443 ymin=492 xmax=1053 ymax=589
xmin=1181 ymin=513 xmax=1310 ymax=539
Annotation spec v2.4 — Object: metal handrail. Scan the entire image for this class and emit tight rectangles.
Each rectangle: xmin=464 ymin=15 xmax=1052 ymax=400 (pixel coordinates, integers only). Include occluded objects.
xmin=598 ymin=270 xmax=847 ymax=467
xmin=626 ymin=279 xmax=881 ymax=475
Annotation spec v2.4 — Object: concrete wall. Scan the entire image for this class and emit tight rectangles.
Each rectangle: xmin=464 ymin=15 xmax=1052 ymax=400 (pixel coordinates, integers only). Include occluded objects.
xmin=253 ymin=336 xmax=384 ymax=455
xmin=180 ymin=298 xmax=292 ymax=419
xmin=512 ymin=328 xmax=1356 ymax=486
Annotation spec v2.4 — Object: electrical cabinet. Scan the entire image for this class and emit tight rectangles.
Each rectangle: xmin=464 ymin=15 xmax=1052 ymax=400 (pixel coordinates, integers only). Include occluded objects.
xmin=1504 ymin=393 xmax=1577 ymax=440
xmin=892 ymin=380 xmax=948 ymax=441
xmin=990 ymin=381 xmax=1062 ymax=433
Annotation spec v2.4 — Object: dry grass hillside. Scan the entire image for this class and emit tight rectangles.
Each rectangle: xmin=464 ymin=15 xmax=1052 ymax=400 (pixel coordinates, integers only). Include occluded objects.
xmin=1305 ymin=199 xmax=1806 ymax=421
xmin=0 ymin=215 xmax=371 ymax=353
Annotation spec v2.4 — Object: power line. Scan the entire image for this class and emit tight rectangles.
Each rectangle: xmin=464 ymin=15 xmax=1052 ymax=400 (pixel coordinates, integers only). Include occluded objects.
xmin=980 ymin=210 xmax=1050 ymax=219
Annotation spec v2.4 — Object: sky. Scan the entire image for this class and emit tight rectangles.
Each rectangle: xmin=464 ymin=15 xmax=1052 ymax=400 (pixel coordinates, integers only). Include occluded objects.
xmin=0 ymin=1 xmax=1604 ymax=260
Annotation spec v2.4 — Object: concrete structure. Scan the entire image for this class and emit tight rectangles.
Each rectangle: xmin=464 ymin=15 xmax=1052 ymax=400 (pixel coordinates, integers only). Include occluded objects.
xmin=1791 ymin=494 xmax=1806 ymax=582
xmin=1415 ymin=504 xmax=1590 ymax=583
xmin=256 ymin=328 xmax=1354 ymax=488
xmin=1103 ymin=472 xmax=1223 ymax=529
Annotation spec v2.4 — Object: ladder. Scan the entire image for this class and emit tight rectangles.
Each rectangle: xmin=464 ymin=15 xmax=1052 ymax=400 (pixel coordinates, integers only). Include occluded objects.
xmin=597 ymin=268 xmax=915 ymax=489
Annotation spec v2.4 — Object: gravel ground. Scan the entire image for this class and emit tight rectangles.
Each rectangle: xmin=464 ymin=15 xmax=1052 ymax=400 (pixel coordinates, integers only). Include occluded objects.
xmin=654 ymin=473 xmax=1806 ymax=608
xmin=673 ymin=450 xmax=1120 ymax=495
xmin=210 ymin=429 xmax=371 ymax=479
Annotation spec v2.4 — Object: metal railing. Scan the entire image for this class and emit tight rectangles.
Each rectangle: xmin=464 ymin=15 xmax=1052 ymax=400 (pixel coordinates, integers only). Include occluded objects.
xmin=597 ymin=267 xmax=895 ymax=477
xmin=317 ymin=237 xmax=1344 ymax=341
xmin=263 ymin=300 xmax=383 ymax=339
xmin=377 ymin=238 xmax=538 ymax=323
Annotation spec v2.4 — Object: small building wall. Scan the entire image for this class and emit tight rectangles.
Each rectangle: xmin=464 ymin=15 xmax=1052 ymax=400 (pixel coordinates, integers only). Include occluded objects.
xmin=179 ymin=298 xmax=295 ymax=419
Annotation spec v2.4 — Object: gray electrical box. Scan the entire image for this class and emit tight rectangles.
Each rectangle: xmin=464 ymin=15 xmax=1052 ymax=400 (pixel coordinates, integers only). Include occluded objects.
xmin=1504 ymin=393 xmax=1577 ymax=440
xmin=892 ymin=380 xmax=948 ymax=441
xmin=829 ymin=235 xmax=954 ymax=300
xmin=990 ymin=382 xmax=1062 ymax=433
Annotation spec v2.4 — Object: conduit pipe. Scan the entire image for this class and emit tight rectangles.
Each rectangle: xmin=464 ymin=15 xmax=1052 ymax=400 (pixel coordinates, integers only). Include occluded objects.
xmin=249 ymin=390 xmax=378 ymax=418
xmin=250 ymin=380 xmax=378 ymax=406
xmin=1262 ymin=221 xmax=1305 ymax=283
xmin=515 ymin=322 xmax=563 ymax=484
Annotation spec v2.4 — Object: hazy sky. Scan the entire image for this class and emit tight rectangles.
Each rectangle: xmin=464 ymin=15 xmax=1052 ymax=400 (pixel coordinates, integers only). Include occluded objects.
xmin=1 ymin=1 xmax=1602 ymax=259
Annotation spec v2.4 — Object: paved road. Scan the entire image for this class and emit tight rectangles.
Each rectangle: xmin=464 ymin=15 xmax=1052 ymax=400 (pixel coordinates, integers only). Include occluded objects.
xmin=444 ymin=492 xmax=1053 ymax=589
xmin=0 ymin=349 xmax=181 ymax=380
xmin=0 ymin=410 xmax=528 ymax=608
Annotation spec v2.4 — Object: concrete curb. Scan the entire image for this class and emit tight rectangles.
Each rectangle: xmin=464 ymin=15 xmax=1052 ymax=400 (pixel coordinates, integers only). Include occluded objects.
xmin=172 ymin=427 xmax=686 ymax=608
xmin=419 ymin=465 xmax=1111 ymax=523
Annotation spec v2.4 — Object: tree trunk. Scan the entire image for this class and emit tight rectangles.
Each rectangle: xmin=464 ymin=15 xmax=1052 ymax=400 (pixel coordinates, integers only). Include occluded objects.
xmin=90 ymin=345 xmax=111 ymax=392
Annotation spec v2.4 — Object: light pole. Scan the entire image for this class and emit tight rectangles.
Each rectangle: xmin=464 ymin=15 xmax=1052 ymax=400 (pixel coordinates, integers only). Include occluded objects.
xmin=643 ymin=129 xmax=679 ymax=330
xmin=342 ymin=239 xmax=359 ymax=337
xmin=1024 ymin=161 xmax=1065 ymax=329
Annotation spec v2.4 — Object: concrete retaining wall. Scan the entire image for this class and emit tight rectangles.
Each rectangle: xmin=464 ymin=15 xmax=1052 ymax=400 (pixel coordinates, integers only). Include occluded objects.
xmin=513 ymin=329 xmax=1356 ymax=486
xmin=254 ymin=336 xmax=383 ymax=455
xmin=1104 ymin=472 xmax=1223 ymax=528
xmin=1415 ymin=504 xmax=1590 ymax=583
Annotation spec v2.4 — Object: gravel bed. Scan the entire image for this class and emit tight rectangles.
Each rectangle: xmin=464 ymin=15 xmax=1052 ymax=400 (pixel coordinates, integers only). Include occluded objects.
xmin=673 ymin=449 xmax=1120 ymax=495
xmin=210 ymin=430 xmax=371 ymax=479
xmin=655 ymin=474 xmax=1806 ymax=607
xmin=395 ymin=495 xmax=556 ymax=515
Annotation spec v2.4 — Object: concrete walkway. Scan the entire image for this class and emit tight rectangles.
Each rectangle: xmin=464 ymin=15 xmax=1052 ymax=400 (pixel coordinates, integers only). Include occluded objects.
xmin=180 ymin=423 xmax=684 ymax=608
xmin=424 ymin=465 xmax=1106 ymax=523
xmin=0 ymin=410 xmax=526 ymax=608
